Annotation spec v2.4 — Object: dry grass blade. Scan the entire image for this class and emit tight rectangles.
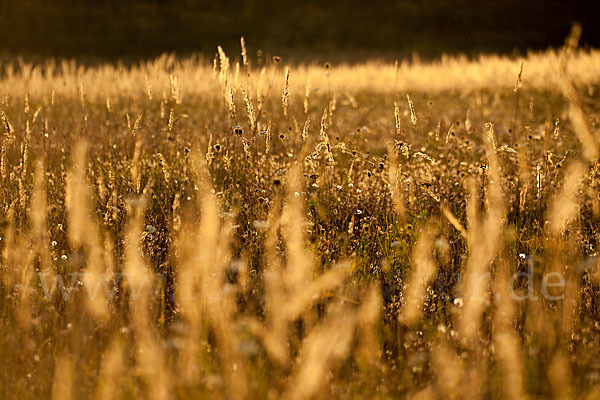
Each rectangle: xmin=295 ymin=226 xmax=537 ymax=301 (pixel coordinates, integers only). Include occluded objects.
xmin=400 ymin=222 xmax=437 ymax=324
xmin=547 ymin=160 xmax=586 ymax=235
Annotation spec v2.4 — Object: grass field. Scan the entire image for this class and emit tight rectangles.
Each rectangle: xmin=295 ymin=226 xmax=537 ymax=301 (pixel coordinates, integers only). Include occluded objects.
xmin=2 ymin=30 xmax=600 ymax=399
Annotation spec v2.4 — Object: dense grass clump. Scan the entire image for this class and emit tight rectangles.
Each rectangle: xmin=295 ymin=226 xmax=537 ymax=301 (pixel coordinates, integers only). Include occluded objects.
xmin=1 ymin=36 xmax=600 ymax=399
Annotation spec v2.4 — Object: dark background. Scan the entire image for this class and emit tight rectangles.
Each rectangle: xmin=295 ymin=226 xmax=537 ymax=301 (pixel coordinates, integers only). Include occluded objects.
xmin=1 ymin=0 xmax=598 ymax=62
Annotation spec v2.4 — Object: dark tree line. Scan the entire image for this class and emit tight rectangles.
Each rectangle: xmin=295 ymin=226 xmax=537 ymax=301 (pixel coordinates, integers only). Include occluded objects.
xmin=0 ymin=0 xmax=597 ymax=60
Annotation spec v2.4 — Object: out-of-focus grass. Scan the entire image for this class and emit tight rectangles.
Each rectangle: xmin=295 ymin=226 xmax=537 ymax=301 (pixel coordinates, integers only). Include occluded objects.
xmin=1 ymin=41 xmax=600 ymax=399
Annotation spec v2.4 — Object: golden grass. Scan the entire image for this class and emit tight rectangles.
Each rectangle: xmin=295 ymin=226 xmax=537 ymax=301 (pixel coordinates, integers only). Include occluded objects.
xmin=1 ymin=36 xmax=600 ymax=399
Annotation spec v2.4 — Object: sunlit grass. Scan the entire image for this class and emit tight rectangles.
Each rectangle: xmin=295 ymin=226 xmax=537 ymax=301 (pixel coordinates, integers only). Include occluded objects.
xmin=1 ymin=32 xmax=600 ymax=399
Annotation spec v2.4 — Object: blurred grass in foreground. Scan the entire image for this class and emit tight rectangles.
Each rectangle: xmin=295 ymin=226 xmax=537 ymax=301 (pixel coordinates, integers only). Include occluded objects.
xmin=1 ymin=32 xmax=600 ymax=399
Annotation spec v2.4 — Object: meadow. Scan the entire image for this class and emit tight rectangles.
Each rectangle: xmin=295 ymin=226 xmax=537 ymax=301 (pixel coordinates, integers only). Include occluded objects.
xmin=1 ymin=29 xmax=600 ymax=399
